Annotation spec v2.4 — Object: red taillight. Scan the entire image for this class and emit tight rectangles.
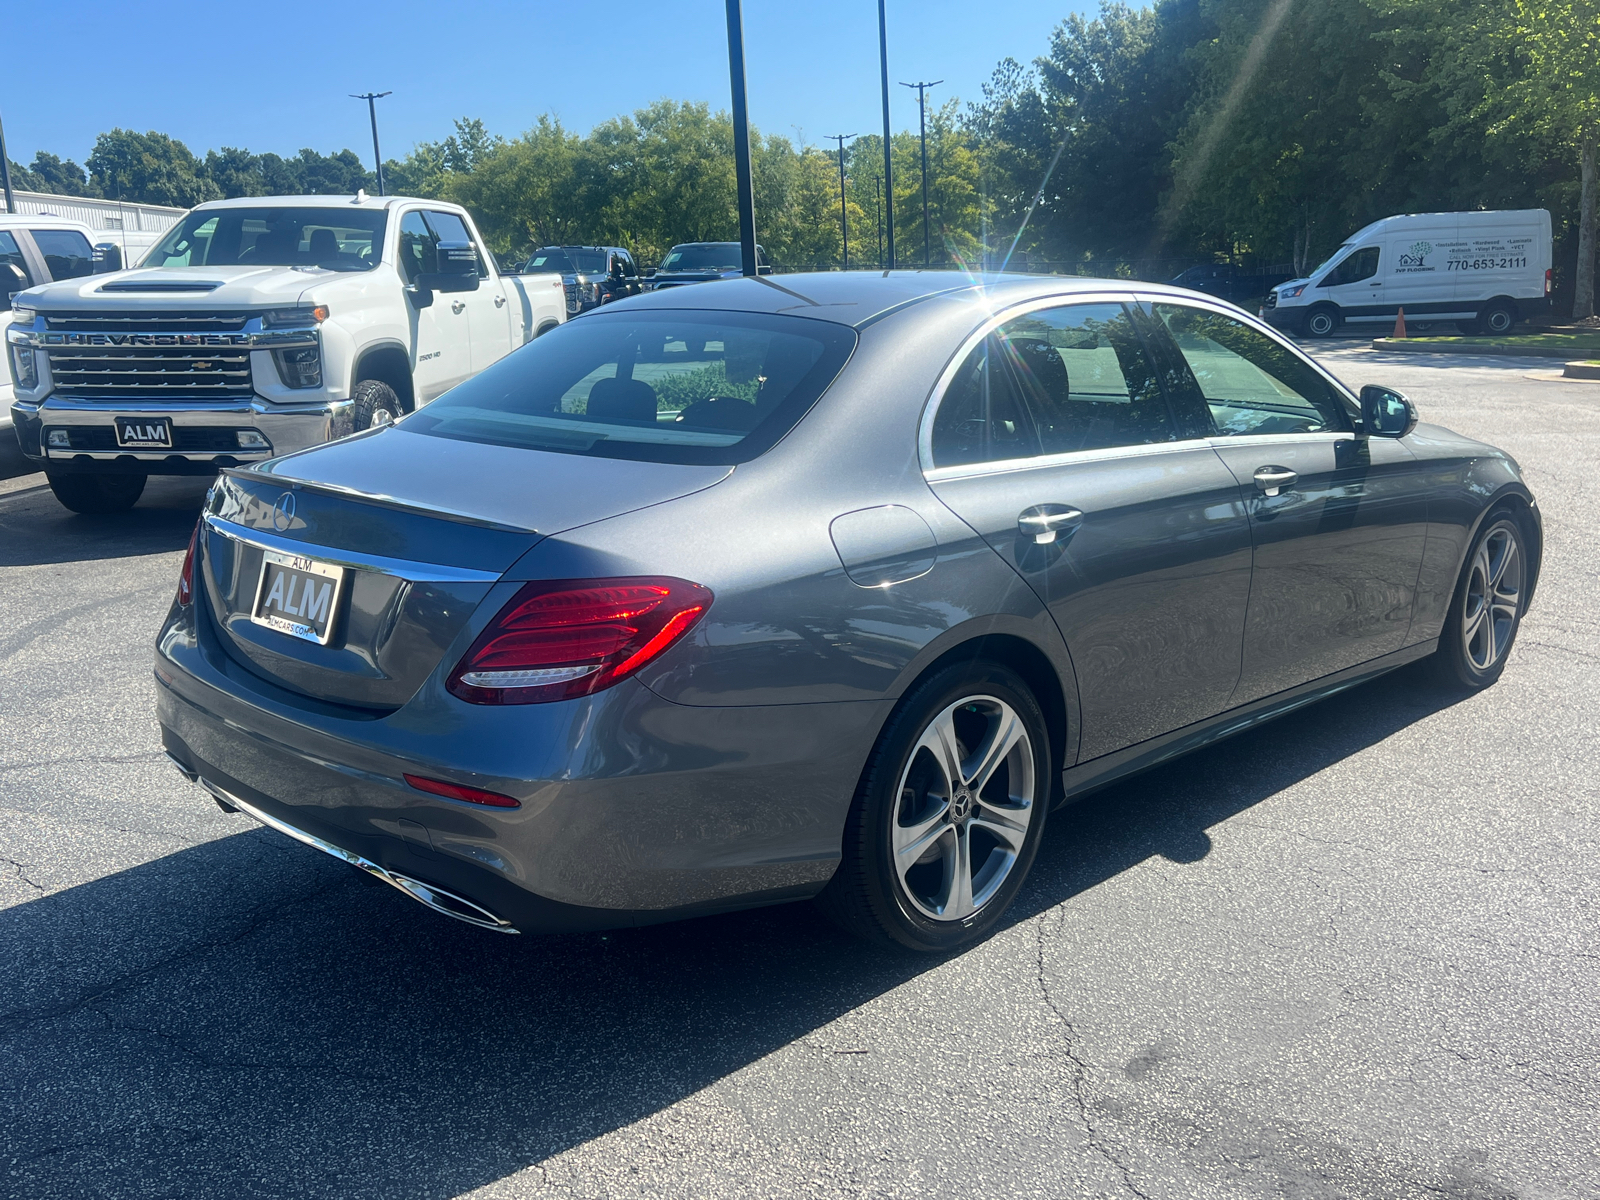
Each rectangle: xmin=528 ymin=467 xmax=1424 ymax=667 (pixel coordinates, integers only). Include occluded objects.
xmin=447 ymin=576 xmax=713 ymax=705
xmin=1546 ymin=268 xmax=1553 ymax=295
xmin=176 ymin=518 xmax=200 ymax=606
xmin=404 ymin=774 xmax=521 ymax=808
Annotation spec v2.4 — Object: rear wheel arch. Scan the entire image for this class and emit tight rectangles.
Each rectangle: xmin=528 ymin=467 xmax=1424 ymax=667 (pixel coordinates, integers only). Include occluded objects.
xmin=352 ymin=344 xmax=415 ymax=413
xmin=534 ymin=320 xmax=560 ymax=339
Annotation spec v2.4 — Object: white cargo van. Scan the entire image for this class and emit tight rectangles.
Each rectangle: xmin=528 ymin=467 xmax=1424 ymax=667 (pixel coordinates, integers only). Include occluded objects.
xmin=1263 ymin=209 xmax=1552 ymax=337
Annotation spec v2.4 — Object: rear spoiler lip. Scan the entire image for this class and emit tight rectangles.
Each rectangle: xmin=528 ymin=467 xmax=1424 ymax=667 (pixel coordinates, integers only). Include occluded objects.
xmin=219 ymin=466 xmax=540 ymax=535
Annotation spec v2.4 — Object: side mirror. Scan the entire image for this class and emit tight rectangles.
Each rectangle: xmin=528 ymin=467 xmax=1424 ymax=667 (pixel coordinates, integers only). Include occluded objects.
xmin=93 ymin=243 xmax=124 ymax=274
xmin=0 ymin=263 xmax=26 ymax=309
xmin=1360 ymin=384 xmax=1417 ymax=438
xmin=405 ymin=283 xmax=435 ymax=309
xmin=419 ymin=241 xmax=480 ymax=293
xmin=643 ymin=266 xmax=657 ymax=278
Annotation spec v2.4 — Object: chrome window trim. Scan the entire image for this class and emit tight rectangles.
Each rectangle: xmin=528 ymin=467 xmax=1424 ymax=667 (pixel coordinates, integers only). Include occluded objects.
xmin=916 ymin=289 xmax=1155 ymax=476
xmin=1202 ymin=431 xmax=1355 ymax=450
xmin=204 ymin=513 xmax=503 ymax=584
xmin=925 ymin=437 xmax=1217 ymax=483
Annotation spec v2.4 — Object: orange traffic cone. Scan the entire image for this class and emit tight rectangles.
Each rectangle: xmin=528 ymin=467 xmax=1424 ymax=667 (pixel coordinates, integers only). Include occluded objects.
xmin=1392 ymin=308 xmax=1407 ymax=339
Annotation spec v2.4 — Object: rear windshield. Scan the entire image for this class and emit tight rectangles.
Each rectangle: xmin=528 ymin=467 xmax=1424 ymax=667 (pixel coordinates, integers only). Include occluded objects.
xmin=143 ymin=207 xmax=386 ymax=271
xmin=403 ymin=310 xmax=857 ymax=465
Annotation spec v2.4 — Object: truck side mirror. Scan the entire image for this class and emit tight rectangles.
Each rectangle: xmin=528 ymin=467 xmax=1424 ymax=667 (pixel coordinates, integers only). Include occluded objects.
xmin=1359 ymin=384 xmax=1417 ymax=438
xmin=405 ymin=282 xmax=435 ymax=309
xmin=93 ymin=243 xmax=124 ymax=274
xmin=420 ymin=242 xmax=480 ymax=293
xmin=0 ymin=263 xmax=26 ymax=309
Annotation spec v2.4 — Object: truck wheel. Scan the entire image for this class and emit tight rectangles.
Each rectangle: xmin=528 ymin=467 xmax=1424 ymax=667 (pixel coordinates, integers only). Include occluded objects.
xmin=46 ymin=471 xmax=146 ymax=514
xmin=352 ymin=379 xmax=403 ymax=431
xmin=1477 ymin=299 xmax=1517 ymax=336
xmin=1304 ymin=305 xmax=1340 ymax=338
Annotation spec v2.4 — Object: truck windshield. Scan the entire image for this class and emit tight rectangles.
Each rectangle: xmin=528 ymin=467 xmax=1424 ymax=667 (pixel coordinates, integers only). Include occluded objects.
xmin=661 ymin=244 xmax=746 ymax=272
xmin=143 ymin=208 xmax=387 ymax=271
xmin=402 ymin=310 xmax=856 ymax=465
xmin=528 ymin=248 xmax=607 ymax=275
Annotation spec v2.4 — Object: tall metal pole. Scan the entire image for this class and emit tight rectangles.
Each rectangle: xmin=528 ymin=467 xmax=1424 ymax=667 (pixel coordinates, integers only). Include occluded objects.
xmin=827 ymin=134 xmax=855 ymax=270
xmin=725 ymin=0 xmax=759 ymax=277
xmin=875 ymin=175 xmax=883 ymax=268
xmin=900 ymin=80 xmax=941 ymax=268
xmin=0 ymin=111 xmax=15 ymax=215
xmin=350 ymin=91 xmax=392 ymax=196
xmin=878 ymin=0 xmax=894 ymax=269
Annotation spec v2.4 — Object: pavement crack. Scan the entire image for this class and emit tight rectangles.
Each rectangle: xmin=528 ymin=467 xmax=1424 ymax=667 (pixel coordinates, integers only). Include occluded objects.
xmin=2 ymin=856 xmax=46 ymax=892
xmin=0 ymin=750 xmax=166 ymax=775
xmin=1034 ymin=919 xmax=1152 ymax=1200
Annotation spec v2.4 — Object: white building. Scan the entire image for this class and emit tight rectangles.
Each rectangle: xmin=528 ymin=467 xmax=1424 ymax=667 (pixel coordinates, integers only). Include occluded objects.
xmin=5 ymin=188 xmax=186 ymax=260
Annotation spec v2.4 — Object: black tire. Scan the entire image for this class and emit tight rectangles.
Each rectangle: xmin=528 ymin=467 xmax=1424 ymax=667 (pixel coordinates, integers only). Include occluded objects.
xmin=1304 ymin=305 xmax=1340 ymax=338
xmin=351 ymin=378 xmax=404 ymax=432
xmin=1477 ymin=299 xmax=1517 ymax=336
xmin=817 ymin=661 xmax=1052 ymax=953
xmin=1430 ymin=509 xmax=1528 ymax=689
xmin=46 ymin=471 xmax=146 ymax=514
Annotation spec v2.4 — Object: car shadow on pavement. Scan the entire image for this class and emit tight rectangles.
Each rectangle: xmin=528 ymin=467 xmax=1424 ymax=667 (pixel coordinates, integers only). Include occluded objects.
xmin=0 ymin=477 xmax=209 ymax=568
xmin=0 ymin=660 xmax=1467 ymax=1199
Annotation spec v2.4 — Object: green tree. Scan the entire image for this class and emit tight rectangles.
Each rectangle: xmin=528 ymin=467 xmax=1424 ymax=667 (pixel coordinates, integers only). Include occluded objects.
xmin=25 ymin=152 xmax=98 ymax=197
xmin=86 ymin=129 xmax=221 ymax=207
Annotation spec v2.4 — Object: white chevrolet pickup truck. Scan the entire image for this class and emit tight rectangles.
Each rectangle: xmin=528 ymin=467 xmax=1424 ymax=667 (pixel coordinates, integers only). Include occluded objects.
xmin=6 ymin=194 xmax=565 ymax=512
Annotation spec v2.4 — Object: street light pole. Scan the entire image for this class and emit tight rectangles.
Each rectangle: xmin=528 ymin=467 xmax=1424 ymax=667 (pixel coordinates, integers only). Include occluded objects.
xmin=0 ymin=110 xmax=15 ymax=215
xmin=724 ymin=0 xmax=759 ymax=277
xmin=827 ymin=134 xmax=856 ymax=270
xmin=900 ymin=80 xmax=941 ymax=268
xmin=878 ymin=0 xmax=894 ymax=269
xmin=349 ymin=91 xmax=392 ymax=196
xmin=875 ymin=175 xmax=883 ymax=268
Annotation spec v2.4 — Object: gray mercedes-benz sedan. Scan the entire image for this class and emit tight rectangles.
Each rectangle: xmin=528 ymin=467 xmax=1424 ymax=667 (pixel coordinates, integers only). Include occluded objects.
xmin=156 ymin=272 xmax=1541 ymax=951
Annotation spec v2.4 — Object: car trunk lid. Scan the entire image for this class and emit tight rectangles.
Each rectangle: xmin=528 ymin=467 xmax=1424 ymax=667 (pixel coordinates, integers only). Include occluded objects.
xmin=201 ymin=435 xmax=732 ymax=709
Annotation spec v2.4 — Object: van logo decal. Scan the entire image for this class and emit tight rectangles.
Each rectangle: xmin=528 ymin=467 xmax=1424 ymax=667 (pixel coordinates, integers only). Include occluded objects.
xmin=1398 ymin=240 xmax=1434 ymax=267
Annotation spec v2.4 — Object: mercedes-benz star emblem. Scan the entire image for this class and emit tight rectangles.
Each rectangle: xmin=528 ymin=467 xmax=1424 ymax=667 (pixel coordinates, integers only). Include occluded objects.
xmin=271 ymin=491 xmax=297 ymax=531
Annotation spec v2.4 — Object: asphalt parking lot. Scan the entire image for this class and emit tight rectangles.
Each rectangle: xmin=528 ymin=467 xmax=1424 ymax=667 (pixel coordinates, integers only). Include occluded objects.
xmin=1 ymin=346 xmax=1596 ymax=1200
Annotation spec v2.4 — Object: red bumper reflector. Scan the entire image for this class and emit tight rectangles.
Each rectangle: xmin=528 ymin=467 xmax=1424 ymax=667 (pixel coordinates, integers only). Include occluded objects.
xmin=404 ymin=774 xmax=521 ymax=808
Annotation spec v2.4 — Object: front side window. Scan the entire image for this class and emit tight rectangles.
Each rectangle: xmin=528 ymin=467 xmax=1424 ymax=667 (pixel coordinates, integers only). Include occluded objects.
xmin=0 ymin=232 xmax=33 ymax=308
xmin=1152 ymin=303 xmax=1348 ymax=437
xmin=144 ymin=208 xmax=385 ymax=270
xmin=403 ymin=311 xmax=856 ymax=465
xmin=931 ymin=302 xmax=1174 ymax=468
xmin=1320 ymin=246 xmax=1379 ymax=287
xmin=32 ymin=230 xmax=94 ymax=280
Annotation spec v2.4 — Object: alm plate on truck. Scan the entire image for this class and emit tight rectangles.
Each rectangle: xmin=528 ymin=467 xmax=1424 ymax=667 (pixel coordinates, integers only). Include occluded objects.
xmin=250 ymin=550 xmax=346 ymax=645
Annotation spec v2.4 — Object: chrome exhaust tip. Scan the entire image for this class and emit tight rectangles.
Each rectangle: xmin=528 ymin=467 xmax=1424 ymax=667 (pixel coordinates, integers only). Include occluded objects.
xmin=164 ymin=750 xmax=200 ymax=783
xmin=197 ymin=777 xmax=519 ymax=934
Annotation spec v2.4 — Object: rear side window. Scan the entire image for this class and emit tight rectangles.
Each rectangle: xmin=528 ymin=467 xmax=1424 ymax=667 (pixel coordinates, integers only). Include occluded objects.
xmin=32 ymin=230 xmax=95 ymax=280
xmin=931 ymin=302 xmax=1173 ymax=467
xmin=405 ymin=311 xmax=857 ymax=465
xmin=1152 ymin=303 xmax=1348 ymax=436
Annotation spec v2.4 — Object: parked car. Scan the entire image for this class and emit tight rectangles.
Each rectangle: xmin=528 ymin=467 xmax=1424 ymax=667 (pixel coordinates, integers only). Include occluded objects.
xmin=1167 ymin=263 xmax=1293 ymax=309
xmin=649 ymin=241 xmax=771 ymax=290
xmin=521 ymin=246 xmax=643 ymax=315
xmin=7 ymin=195 xmax=566 ymax=513
xmin=1263 ymin=209 xmax=1552 ymax=337
xmin=157 ymin=272 xmax=1540 ymax=952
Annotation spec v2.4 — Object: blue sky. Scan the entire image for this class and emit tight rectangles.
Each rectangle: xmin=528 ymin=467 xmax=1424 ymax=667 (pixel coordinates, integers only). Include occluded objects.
xmin=5 ymin=0 xmax=1093 ymax=167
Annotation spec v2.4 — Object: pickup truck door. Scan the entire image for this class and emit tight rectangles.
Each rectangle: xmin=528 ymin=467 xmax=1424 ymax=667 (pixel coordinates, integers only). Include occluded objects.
xmin=426 ymin=209 xmax=513 ymax=374
xmin=398 ymin=211 xmax=470 ymax=401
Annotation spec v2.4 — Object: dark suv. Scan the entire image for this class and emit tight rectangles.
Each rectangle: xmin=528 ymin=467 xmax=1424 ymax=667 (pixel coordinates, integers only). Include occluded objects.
xmin=649 ymin=241 xmax=771 ymax=291
xmin=521 ymin=246 xmax=642 ymax=315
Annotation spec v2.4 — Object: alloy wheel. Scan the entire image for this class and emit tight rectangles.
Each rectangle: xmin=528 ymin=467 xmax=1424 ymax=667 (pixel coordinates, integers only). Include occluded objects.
xmin=1462 ymin=523 xmax=1523 ymax=672
xmin=892 ymin=695 xmax=1035 ymax=922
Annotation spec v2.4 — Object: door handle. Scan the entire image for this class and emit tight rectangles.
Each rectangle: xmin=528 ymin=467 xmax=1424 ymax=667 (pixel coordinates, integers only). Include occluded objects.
xmin=1369 ymin=281 xmax=1382 ymax=286
xmin=494 ymin=294 xmax=506 ymax=307
xmin=1253 ymin=466 xmax=1298 ymax=497
xmin=1017 ymin=504 xmax=1084 ymax=545
xmin=451 ymin=300 xmax=466 ymax=314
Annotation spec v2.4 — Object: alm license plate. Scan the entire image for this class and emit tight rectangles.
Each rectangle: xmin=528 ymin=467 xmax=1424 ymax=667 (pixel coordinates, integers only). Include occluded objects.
xmin=250 ymin=550 xmax=347 ymax=645
xmin=115 ymin=415 xmax=173 ymax=449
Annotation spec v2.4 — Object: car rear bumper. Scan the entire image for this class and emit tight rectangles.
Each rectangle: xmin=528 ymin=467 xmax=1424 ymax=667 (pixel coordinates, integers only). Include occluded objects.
xmin=11 ymin=394 xmax=355 ymax=474
xmin=154 ymin=617 xmax=883 ymax=933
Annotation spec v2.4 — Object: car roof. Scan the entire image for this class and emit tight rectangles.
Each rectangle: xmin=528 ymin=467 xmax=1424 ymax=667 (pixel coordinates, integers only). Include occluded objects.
xmin=190 ymin=194 xmax=447 ymax=213
xmin=614 ymin=270 xmax=1215 ymax=329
